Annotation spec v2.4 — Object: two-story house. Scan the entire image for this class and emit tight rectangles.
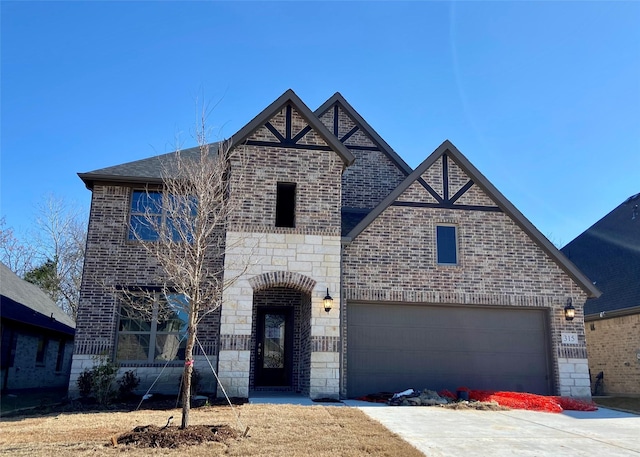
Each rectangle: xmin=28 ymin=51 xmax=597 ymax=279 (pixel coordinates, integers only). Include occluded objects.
xmin=70 ymin=89 xmax=600 ymax=400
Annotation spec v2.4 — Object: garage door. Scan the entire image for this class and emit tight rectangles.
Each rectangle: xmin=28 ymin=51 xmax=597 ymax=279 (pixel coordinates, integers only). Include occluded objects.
xmin=347 ymin=303 xmax=551 ymax=398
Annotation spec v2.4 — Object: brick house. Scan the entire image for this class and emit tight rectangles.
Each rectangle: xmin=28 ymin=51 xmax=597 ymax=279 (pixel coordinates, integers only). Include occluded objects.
xmin=1 ymin=263 xmax=75 ymax=392
xmin=562 ymin=193 xmax=640 ymax=395
xmin=70 ymin=89 xmax=600 ymax=400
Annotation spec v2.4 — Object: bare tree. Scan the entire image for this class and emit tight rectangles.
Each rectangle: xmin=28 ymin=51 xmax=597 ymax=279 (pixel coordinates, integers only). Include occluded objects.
xmin=1 ymin=199 xmax=86 ymax=319
xmin=128 ymin=113 xmax=250 ymax=429
xmin=31 ymin=195 xmax=87 ymax=319
xmin=0 ymin=217 xmax=37 ymax=277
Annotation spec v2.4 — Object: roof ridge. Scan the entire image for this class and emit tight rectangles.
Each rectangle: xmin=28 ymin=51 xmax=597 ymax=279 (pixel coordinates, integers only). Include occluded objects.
xmin=229 ymin=89 xmax=355 ymax=166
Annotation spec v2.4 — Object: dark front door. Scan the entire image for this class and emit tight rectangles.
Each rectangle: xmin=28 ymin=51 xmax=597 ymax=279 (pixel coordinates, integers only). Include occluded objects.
xmin=255 ymin=307 xmax=293 ymax=387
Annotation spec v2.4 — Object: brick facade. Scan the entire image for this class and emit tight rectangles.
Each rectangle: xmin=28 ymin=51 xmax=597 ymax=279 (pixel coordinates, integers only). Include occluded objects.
xmin=318 ymin=105 xmax=407 ymax=210
xmin=69 ymin=183 xmax=221 ymax=396
xmin=71 ymin=90 xmax=596 ymax=400
xmin=342 ymin=153 xmax=590 ymax=397
xmin=586 ymin=313 xmax=640 ymax=395
xmin=2 ymin=331 xmax=73 ymax=391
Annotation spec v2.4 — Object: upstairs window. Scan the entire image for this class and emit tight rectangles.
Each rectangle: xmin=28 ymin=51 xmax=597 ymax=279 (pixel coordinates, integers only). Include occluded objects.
xmin=436 ymin=225 xmax=458 ymax=265
xmin=129 ymin=190 xmax=162 ymax=241
xmin=128 ymin=190 xmax=196 ymax=242
xmin=116 ymin=292 xmax=188 ymax=363
xmin=276 ymin=182 xmax=296 ymax=228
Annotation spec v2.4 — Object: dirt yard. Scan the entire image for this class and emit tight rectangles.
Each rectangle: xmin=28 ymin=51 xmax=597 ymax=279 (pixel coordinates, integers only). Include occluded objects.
xmin=0 ymin=403 xmax=424 ymax=456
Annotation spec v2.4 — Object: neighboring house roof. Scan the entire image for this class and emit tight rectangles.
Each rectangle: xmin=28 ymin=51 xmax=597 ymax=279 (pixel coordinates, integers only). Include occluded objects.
xmin=561 ymin=193 xmax=640 ymax=317
xmin=344 ymin=140 xmax=601 ymax=299
xmin=315 ymin=92 xmax=413 ymax=176
xmin=78 ymin=144 xmax=213 ymax=189
xmin=0 ymin=263 xmax=75 ymax=336
xmin=230 ymin=89 xmax=355 ymax=166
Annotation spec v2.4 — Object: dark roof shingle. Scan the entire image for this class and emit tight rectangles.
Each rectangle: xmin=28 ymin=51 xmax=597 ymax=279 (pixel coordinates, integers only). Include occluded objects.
xmin=0 ymin=263 xmax=75 ymax=335
xmin=561 ymin=193 xmax=640 ymax=316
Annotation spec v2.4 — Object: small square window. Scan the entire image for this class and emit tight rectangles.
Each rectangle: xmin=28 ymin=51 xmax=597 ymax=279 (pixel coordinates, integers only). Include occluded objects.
xmin=276 ymin=182 xmax=296 ymax=228
xmin=436 ymin=225 xmax=458 ymax=265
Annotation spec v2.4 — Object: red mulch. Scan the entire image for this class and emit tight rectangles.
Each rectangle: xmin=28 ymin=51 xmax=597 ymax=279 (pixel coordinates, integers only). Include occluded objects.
xmin=357 ymin=389 xmax=598 ymax=413
xmin=470 ymin=390 xmax=598 ymax=413
xmin=438 ymin=389 xmax=456 ymax=400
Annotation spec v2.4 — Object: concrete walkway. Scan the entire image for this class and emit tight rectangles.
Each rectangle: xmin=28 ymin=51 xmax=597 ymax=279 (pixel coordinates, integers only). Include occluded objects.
xmin=248 ymin=396 xmax=640 ymax=455
xmin=357 ymin=405 xmax=640 ymax=456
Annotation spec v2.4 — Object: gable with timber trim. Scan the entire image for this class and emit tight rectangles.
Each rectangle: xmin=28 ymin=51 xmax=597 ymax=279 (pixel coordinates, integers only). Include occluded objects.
xmin=317 ymin=101 xmax=409 ymax=210
xmin=393 ymin=153 xmax=499 ymax=212
xmin=344 ymin=140 xmax=600 ymax=299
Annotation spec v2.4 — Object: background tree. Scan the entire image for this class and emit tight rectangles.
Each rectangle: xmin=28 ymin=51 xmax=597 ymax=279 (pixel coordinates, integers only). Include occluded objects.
xmin=128 ymin=112 xmax=250 ymax=429
xmin=1 ymin=197 xmax=86 ymax=319
xmin=0 ymin=217 xmax=36 ymax=277
xmin=32 ymin=195 xmax=87 ymax=319
xmin=23 ymin=258 xmax=58 ymax=298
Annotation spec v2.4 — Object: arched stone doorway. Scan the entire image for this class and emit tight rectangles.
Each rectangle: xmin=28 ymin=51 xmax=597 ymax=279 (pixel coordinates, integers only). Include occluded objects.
xmin=249 ymin=272 xmax=315 ymax=394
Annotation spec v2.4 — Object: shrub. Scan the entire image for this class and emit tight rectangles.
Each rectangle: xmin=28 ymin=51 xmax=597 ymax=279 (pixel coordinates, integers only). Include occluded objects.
xmin=90 ymin=355 xmax=119 ymax=405
xmin=77 ymin=369 xmax=93 ymax=398
xmin=118 ymin=370 xmax=141 ymax=400
xmin=75 ymin=354 xmax=119 ymax=406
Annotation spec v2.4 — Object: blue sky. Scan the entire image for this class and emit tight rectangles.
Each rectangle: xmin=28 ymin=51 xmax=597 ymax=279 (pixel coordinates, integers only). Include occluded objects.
xmin=2 ymin=1 xmax=639 ymax=247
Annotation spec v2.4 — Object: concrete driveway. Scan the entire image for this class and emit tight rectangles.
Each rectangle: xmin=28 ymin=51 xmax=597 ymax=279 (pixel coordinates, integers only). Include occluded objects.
xmin=350 ymin=403 xmax=640 ymax=456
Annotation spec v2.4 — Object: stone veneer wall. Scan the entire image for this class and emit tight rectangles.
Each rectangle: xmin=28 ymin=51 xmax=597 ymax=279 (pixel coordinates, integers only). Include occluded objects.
xmin=69 ymin=183 xmax=222 ymax=397
xmin=217 ymin=232 xmax=341 ymax=398
xmin=342 ymin=155 xmax=590 ymax=398
xmin=585 ymin=313 xmax=640 ymax=395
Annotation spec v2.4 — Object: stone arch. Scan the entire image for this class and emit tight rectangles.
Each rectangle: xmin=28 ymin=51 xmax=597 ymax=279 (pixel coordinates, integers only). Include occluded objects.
xmin=248 ymin=271 xmax=316 ymax=294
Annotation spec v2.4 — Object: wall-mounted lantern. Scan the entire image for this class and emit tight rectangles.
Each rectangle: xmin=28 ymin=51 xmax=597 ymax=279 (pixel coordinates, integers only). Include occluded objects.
xmin=323 ymin=288 xmax=333 ymax=313
xmin=564 ymin=298 xmax=576 ymax=321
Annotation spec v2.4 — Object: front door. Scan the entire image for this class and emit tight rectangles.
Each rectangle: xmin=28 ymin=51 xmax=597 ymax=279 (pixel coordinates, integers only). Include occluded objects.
xmin=255 ymin=307 xmax=293 ymax=387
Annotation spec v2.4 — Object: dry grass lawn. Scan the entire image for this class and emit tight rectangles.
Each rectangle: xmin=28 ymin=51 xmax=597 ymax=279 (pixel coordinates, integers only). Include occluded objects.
xmin=0 ymin=404 xmax=424 ymax=456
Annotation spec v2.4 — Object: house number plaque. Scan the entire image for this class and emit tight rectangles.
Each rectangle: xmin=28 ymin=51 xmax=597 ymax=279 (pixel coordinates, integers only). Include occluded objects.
xmin=561 ymin=332 xmax=578 ymax=344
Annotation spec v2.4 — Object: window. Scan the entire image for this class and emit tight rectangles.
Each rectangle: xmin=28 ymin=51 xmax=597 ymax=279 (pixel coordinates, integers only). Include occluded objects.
xmin=436 ymin=225 xmax=458 ymax=265
xmin=55 ymin=340 xmax=66 ymax=372
xmin=128 ymin=190 xmax=196 ymax=242
xmin=35 ymin=336 xmax=48 ymax=365
xmin=275 ymin=182 xmax=296 ymax=228
xmin=129 ymin=190 xmax=162 ymax=241
xmin=116 ymin=292 xmax=188 ymax=363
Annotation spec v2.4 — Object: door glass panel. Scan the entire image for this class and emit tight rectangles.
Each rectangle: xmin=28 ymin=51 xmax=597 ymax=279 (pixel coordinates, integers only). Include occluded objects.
xmin=263 ymin=313 xmax=285 ymax=369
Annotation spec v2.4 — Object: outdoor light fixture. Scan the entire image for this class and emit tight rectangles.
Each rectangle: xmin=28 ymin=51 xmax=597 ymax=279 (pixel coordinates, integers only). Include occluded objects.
xmin=323 ymin=288 xmax=333 ymax=313
xmin=564 ymin=298 xmax=576 ymax=321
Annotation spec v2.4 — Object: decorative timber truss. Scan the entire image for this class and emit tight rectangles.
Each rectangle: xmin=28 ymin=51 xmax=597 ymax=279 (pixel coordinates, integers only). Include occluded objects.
xmin=329 ymin=105 xmax=379 ymax=151
xmin=245 ymin=104 xmax=333 ymax=152
xmin=392 ymin=153 xmax=502 ymax=212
